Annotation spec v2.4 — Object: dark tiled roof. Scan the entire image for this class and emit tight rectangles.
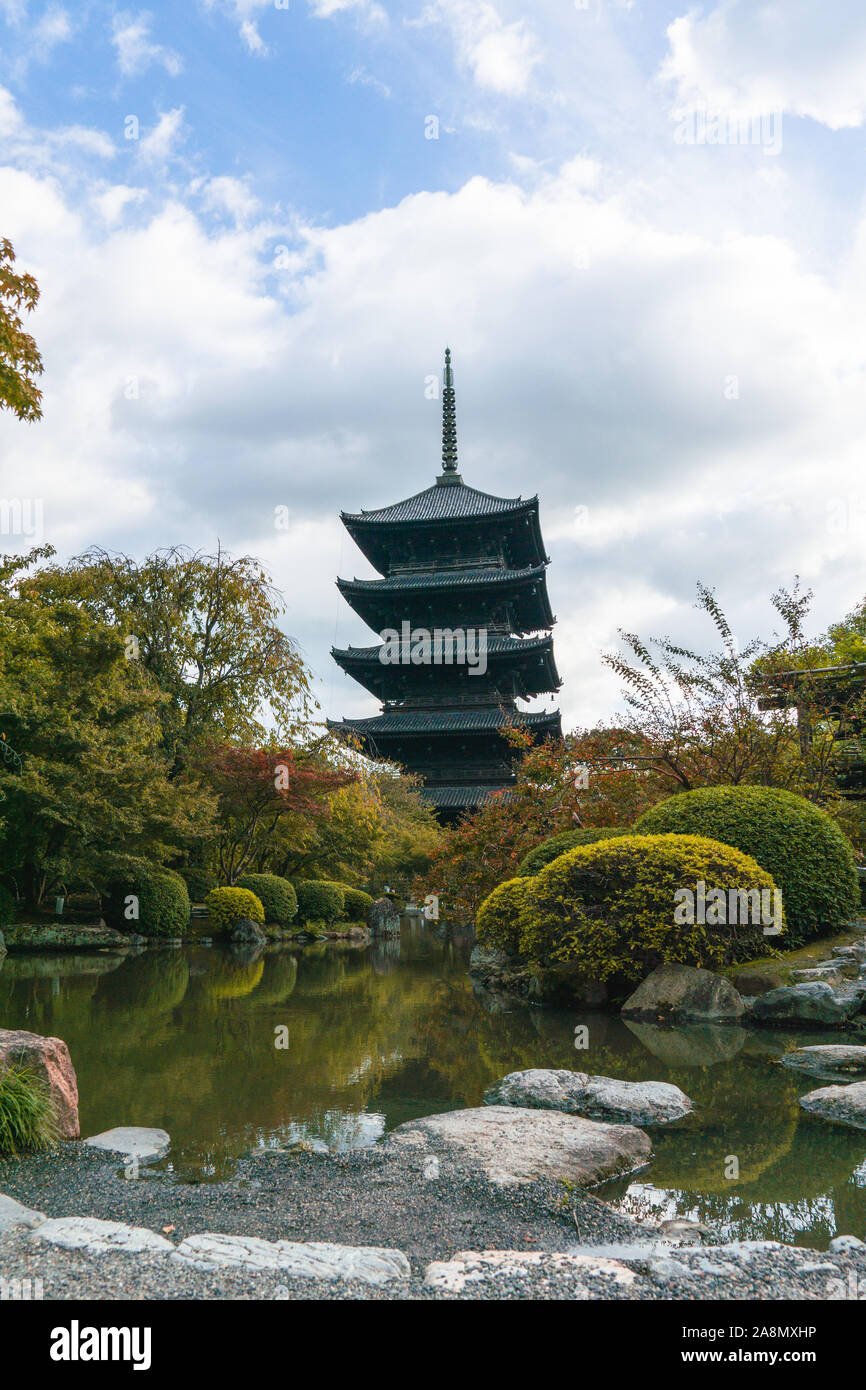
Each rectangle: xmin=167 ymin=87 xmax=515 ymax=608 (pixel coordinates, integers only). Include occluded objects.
xmin=342 ymin=479 xmax=536 ymax=526
xmin=419 ymin=785 xmax=516 ymax=809
xmin=332 ymin=634 xmax=554 ymax=662
xmin=332 ymin=709 xmax=561 ymax=735
xmin=338 ymin=563 xmax=547 ymax=593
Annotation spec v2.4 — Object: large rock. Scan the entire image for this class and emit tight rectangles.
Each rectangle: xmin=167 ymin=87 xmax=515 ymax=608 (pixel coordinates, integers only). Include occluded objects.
xmin=1 ymin=924 xmax=135 ymax=952
xmin=173 ymin=1234 xmax=410 ymax=1286
xmin=799 ymin=1081 xmax=866 ymax=1130
xmin=0 ymin=1192 xmax=46 ymax=1234
xmin=229 ymin=917 xmax=267 ymax=947
xmin=84 ymin=1126 xmax=170 ymax=1163
xmin=0 ymin=1028 xmax=79 ymax=1138
xmin=33 ymin=1217 xmax=174 ymax=1255
xmin=621 ymin=965 xmax=745 ymax=1024
xmin=387 ymin=1105 xmax=652 ymax=1187
xmin=780 ymin=1045 xmax=866 ymax=1079
xmin=748 ymin=982 xmax=865 ymax=1026
xmin=367 ymin=897 xmax=400 ymax=936
xmin=484 ymin=1069 xmax=692 ymax=1125
xmin=423 ymin=1249 xmax=637 ymax=1294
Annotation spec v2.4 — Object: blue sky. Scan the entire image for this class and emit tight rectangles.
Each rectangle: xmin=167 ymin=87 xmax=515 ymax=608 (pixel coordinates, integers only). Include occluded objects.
xmin=3 ymin=0 xmax=866 ymax=728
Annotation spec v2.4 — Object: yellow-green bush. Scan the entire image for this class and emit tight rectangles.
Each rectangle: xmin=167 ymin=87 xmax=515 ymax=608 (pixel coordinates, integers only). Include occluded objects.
xmin=483 ymin=833 xmax=780 ymax=985
xmin=517 ymin=826 xmax=629 ymax=877
xmin=204 ymin=886 xmax=265 ymax=933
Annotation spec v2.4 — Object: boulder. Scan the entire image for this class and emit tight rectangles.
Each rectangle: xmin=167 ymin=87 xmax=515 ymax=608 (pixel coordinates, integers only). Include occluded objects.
xmin=0 ymin=1028 xmax=79 ymax=1138
xmin=367 ymin=897 xmax=400 ymax=936
xmin=1 ymin=924 xmax=135 ymax=952
xmin=779 ymin=1045 xmax=866 ymax=1079
xmin=0 ymin=1192 xmax=46 ymax=1234
xmin=621 ymin=965 xmax=745 ymax=1024
xmin=484 ymin=1068 xmax=692 ymax=1125
xmin=387 ymin=1105 xmax=652 ymax=1187
xmin=423 ymin=1249 xmax=637 ymax=1293
xmin=790 ymin=966 xmax=844 ymax=985
xmin=33 ymin=1217 xmax=173 ymax=1255
xmin=748 ymin=982 xmax=865 ymax=1027
xmin=172 ymin=1234 xmax=410 ymax=1286
xmin=229 ymin=917 xmax=267 ymax=947
xmin=84 ymin=1126 xmax=170 ymax=1163
xmin=799 ymin=1080 xmax=866 ymax=1130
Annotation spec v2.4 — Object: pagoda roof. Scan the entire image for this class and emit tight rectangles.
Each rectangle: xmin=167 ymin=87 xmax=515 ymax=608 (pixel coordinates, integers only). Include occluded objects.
xmin=338 ymin=562 xmax=546 ymax=593
xmin=418 ymin=785 xmax=516 ymax=810
xmin=342 ymin=477 xmax=537 ymax=527
xmin=330 ymin=708 xmax=562 ymax=737
xmin=331 ymin=632 xmax=561 ymax=700
xmin=332 ymin=632 xmax=556 ymax=663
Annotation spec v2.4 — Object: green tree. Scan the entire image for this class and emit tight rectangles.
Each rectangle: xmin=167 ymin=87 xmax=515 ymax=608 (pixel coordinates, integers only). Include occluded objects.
xmin=0 ymin=238 xmax=43 ymax=421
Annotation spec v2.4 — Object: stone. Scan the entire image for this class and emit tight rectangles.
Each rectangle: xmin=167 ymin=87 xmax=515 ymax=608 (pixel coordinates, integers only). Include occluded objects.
xmin=779 ymin=1045 xmax=866 ymax=1079
xmin=749 ymin=982 xmax=865 ymax=1026
xmin=0 ymin=1192 xmax=46 ymax=1233
xmin=172 ymin=1234 xmax=410 ymax=1286
xmin=367 ymin=897 xmax=400 ymax=936
xmin=33 ymin=1217 xmax=174 ymax=1255
xmin=790 ymin=967 xmax=844 ymax=985
xmin=423 ymin=1249 xmax=637 ymax=1293
xmin=0 ymin=1028 xmax=80 ymax=1138
xmin=483 ymin=1068 xmax=692 ymax=1125
xmin=1 ymin=924 xmax=135 ymax=952
xmin=828 ymin=1234 xmax=866 ymax=1253
xmin=621 ymin=965 xmax=745 ymax=1024
xmin=229 ymin=917 xmax=267 ymax=947
xmin=388 ymin=1105 xmax=652 ymax=1187
xmin=84 ymin=1126 xmax=170 ymax=1163
xmin=799 ymin=1080 xmax=866 ymax=1130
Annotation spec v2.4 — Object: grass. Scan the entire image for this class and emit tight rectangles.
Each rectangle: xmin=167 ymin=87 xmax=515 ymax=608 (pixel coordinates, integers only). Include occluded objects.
xmin=0 ymin=1065 xmax=60 ymax=1157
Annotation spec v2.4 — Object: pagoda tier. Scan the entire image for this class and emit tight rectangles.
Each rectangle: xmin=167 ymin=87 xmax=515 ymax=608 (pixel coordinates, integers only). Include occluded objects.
xmin=329 ymin=348 xmax=562 ymax=821
xmin=331 ymin=633 xmax=561 ymax=704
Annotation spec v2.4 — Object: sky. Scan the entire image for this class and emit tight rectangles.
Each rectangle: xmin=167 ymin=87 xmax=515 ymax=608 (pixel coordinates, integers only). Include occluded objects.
xmin=2 ymin=0 xmax=866 ymax=730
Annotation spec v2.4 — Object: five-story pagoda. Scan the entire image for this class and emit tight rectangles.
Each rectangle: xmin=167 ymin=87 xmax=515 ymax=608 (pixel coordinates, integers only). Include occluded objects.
xmin=329 ymin=349 xmax=562 ymax=820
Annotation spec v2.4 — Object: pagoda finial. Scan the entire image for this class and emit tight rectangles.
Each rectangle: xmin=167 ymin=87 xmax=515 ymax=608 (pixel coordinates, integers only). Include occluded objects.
xmin=441 ymin=346 xmax=458 ymax=472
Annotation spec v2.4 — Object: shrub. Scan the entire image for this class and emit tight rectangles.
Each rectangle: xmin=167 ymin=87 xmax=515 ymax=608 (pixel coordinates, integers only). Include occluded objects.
xmin=0 ymin=883 xmax=15 ymax=929
xmin=104 ymin=866 xmax=190 ymax=938
xmin=178 ymin=865 xmax=218 ymax=902
xmin=339 ymin=885 xmax=373 ymax=921
xmin=475 ymin=878 xmax=532 ymax=955
xmin=236 ymin=873 xmax=298 ymax=926
xmin=513 ymin=833 xmax=779 ymax=985
xmin=635 ymin=786 xmax=860 ymax=945
xmin=293 ymin=880 xmax=344 ymax=925
xmin=204 ymin=886 xmax=265 ymax=933
xmin=517 ymin=826 xmax=630 ymax=877
xmin=0 ymin=1066 xmax=59 ymax=1156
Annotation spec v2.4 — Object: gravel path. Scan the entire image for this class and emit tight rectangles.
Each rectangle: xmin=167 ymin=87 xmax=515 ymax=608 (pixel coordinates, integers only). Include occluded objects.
xmin=2 ymin=1142 xmax=866 ymax=1300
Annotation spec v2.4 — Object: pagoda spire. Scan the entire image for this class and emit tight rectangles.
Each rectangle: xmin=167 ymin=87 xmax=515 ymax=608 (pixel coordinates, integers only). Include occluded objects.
xmin=441 ymin=346 xmax=458 ymax=473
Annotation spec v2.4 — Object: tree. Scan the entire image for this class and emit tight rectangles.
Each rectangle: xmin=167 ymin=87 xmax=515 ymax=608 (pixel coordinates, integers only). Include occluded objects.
xmin=0 ymin=238 xmax=43 ymax=421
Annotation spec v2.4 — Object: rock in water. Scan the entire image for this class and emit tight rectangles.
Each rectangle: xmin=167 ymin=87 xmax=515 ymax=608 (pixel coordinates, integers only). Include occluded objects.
xmin=748 ymin=982 xmax=865 ymax=1026
xmin=779 ymin=1045 xmax=866 ymax=1079
xmin=229 ymin=918 xmax=267 ymax=947
xmin=387 ymin=1105 xmax=652 ymax=1186
xmin=84 ymin=1126 xmax=170 ymax=1163
xmin=0 ymin=1028 xmax=80 ymax=1138
xmin=483 ymin=1069 xmax=693 ymax=1125
xmin=367 ymin=897 xmax=400 ymax=936
xmin=621 ymin=965 xmax=745 ymax=1024
xmin=799 ymin=1080 xmax=866 ymax=1130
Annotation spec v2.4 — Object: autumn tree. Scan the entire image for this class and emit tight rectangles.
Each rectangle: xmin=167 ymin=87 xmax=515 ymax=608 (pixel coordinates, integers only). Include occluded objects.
xmin=0 ymin=238 xmax=43 ymax=421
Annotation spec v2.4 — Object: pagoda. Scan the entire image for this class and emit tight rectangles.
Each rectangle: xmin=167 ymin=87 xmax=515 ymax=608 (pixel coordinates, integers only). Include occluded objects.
xmin=329 ymin=349 xmax=562 ymax=820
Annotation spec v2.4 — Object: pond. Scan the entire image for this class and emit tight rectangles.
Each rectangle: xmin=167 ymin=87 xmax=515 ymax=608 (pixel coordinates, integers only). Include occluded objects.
xmin=1 ymin=918 xmax=864 ymax=1249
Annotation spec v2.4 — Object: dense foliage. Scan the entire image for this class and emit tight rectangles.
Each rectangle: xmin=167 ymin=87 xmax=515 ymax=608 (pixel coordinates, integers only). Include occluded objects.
xmin=635 ymin=786 xmax=859 ymax=944
xmin=340 ymin=885 xmax=373 ymax=921
xmin=178 ymin=865 xmax=218 ymax=902
xmin=0 ymin=1066 xmax=58 ymax=1156
xmin=475 ymin=878 xmax=529 ymax=955
xmin=517 ymin=826 xmax=629 ymax=877
xmin=0 ymin=882 xmax=14 ymax=928
xmin=236 ymin=873 xmax=297 ymax=925
xmin=0 ymin=238 xmax=43 ymax=421
xmin=104 ymin=866 xmax=191 ymax=938
xmin=204 ymin=886 xmax=265 ymax=932
xmin=293 ymin=879 xmax=344 ymax=925
xmin=478 ymin=834 xmax=779 ymax=985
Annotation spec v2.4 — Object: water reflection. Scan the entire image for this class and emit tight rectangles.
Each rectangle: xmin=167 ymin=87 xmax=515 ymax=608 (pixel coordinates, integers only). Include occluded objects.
xmin=1 ymin=922 xmax=865 ymax=1246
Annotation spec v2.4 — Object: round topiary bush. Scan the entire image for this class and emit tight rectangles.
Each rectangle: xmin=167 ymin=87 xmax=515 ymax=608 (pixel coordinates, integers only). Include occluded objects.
xmin=517 ymin=826 xmax=630 ymax=877
xmin=236 ymin=873 xmax=298 ymax=926
xmin=178 ymin=864 xmax=218 ymax=903
xmin=204 ymin=886 xmax=265 ymax=934
xmin=293 ymin=880 xmax=344 ymax=925
xmin=104 ymin=866 xmax=190 ymax=938
xmin=340 ymin=885 xmax=373 ymax=921
xmin=635 ymin=786 xmax=860 ymax=945
xmin=475 ymin=878 xmax=531 ymax=955
xmin=0 ymin=883 xmax=15 ymax=929
xmin=509 ymin=833 xmax=780 ymax=985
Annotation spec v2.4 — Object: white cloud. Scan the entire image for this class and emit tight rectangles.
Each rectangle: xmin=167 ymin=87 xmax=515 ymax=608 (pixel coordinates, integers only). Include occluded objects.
xmin=425 ymin=0 xmax=540 ymax=96
xmin=662 ymin=0 xmax=866 ymax=129
xmin=111 ymin=11 xmax=182 ymax=77
xmin=138 ymin=107 xmax=186 ymax=163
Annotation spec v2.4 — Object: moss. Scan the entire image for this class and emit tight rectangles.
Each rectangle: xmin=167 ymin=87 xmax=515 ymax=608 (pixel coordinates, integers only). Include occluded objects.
xmin=636 ymin=785 xmax=860 ymax=945
xmin=517 ymin=826 xmax=630 ymax=877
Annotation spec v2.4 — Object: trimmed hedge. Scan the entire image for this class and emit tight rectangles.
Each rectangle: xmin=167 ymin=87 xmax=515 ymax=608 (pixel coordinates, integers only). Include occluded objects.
xmin=0 ymin=883 xmax=15 ymax=929
xmin=104 ymin=866 xmax=190 ymax=938
xmin=293 ymin=880 xmax=344 ymax=925
xmin=517 ymin=826 xmax=630 ymax=877
xmin=340 ymin=885 xmax=373 ymax=921
xmin=236 ymin=873 xmax=298 ymax=926
xmin=178 ymin=865 xmax=218 ymax=903
xmin=204 ymin=886 xmax=265 ymax=933
xmin=478 ymin=833 xmax=780 ymax=985
xmin=635 ymin=786 xmax=860 ymax=945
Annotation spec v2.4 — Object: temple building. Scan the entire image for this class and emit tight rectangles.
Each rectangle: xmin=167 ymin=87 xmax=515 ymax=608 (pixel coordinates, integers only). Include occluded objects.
xmin=329 ymin=349 xmax=562 ymax=820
